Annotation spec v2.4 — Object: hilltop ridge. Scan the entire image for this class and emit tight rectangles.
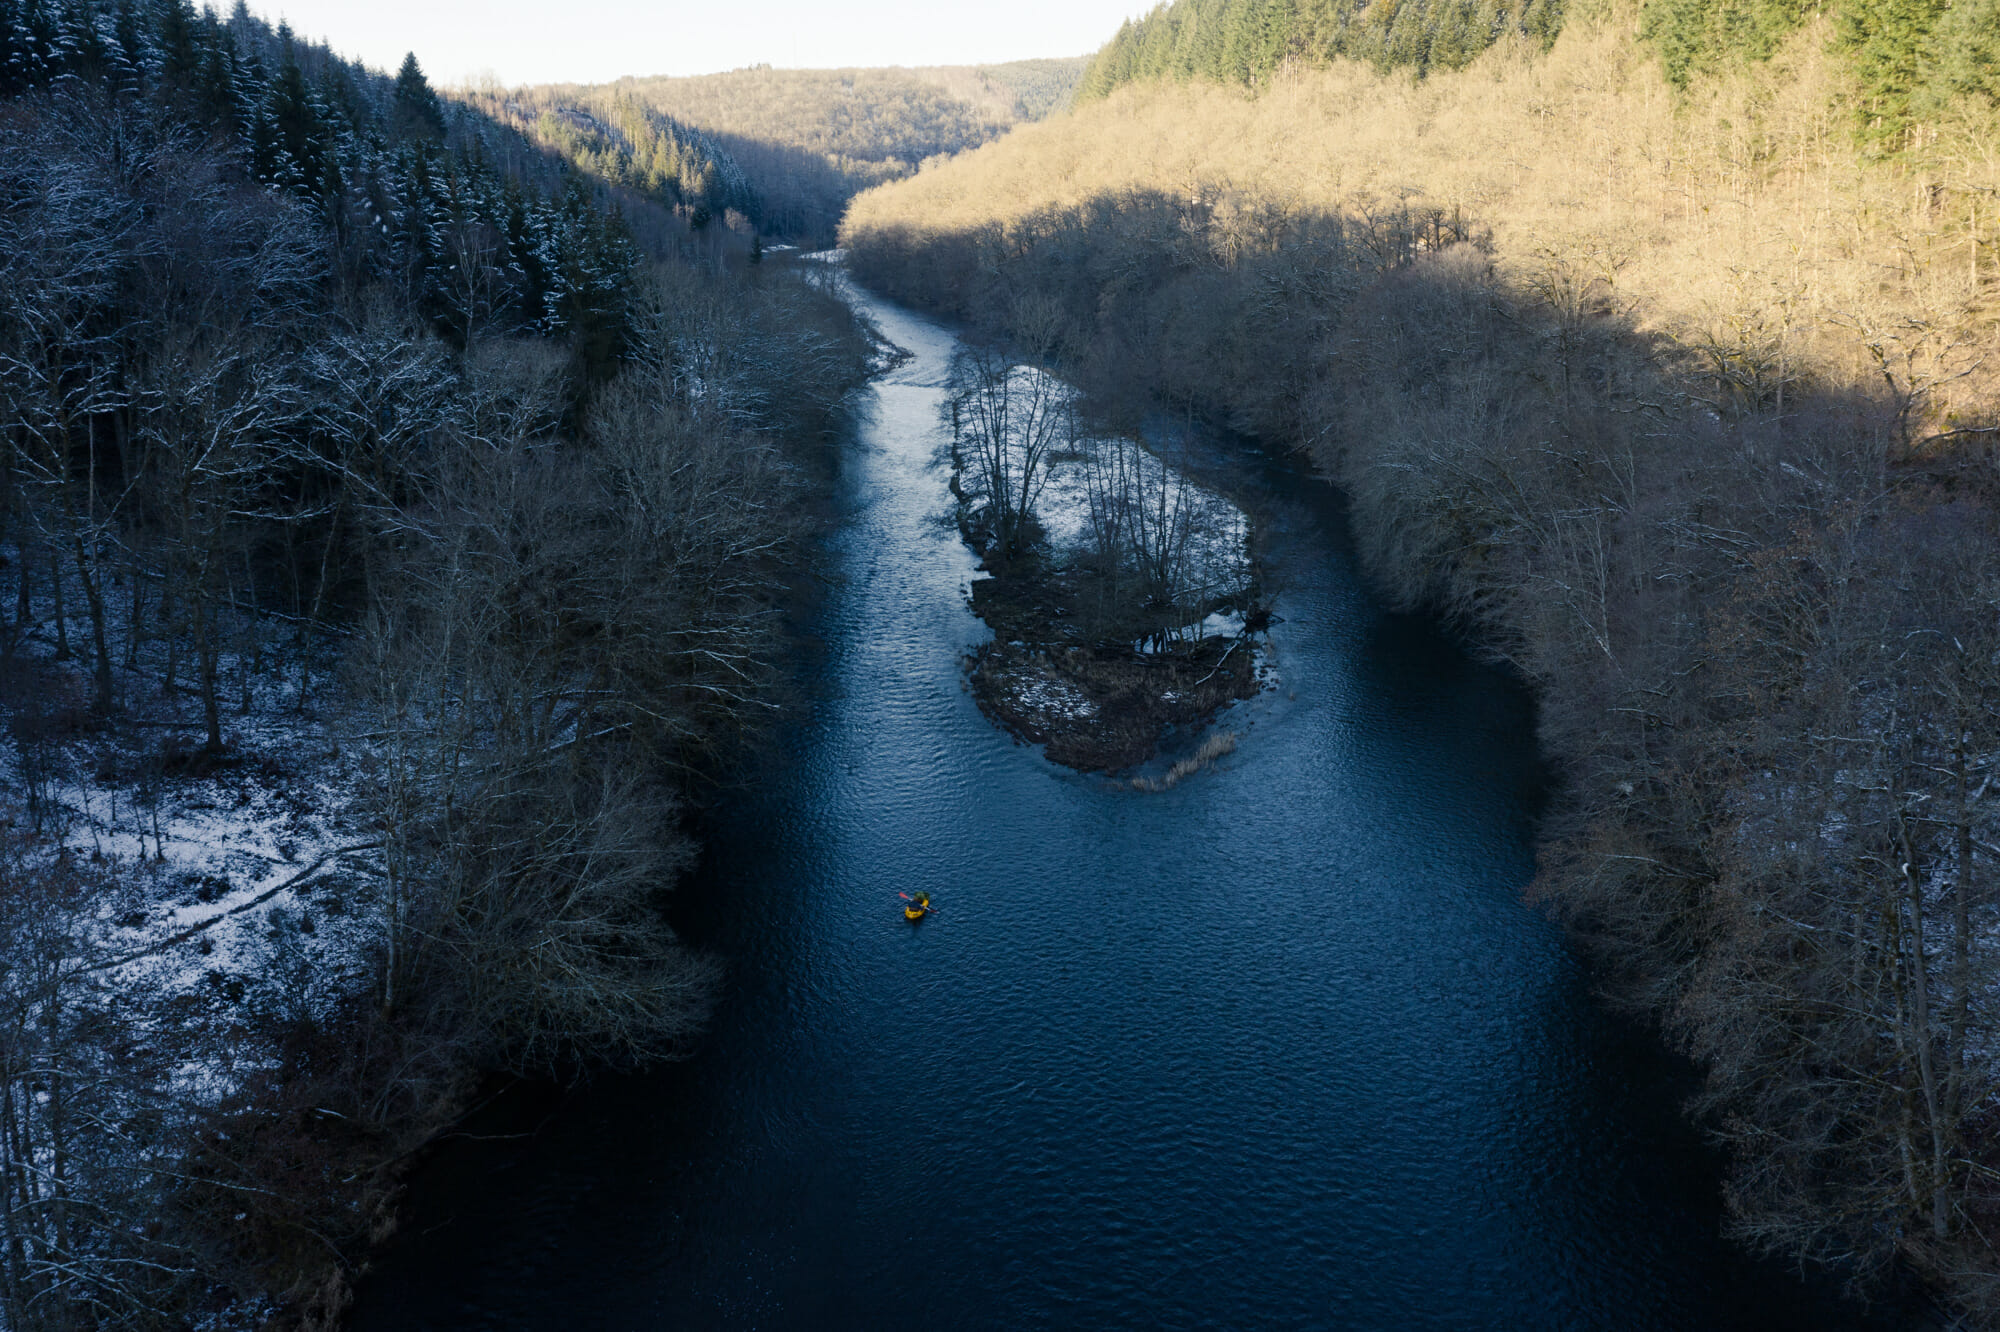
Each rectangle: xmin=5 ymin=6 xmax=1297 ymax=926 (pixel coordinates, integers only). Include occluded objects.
xmin=468 ymin=57 xmax=1089 ymax=244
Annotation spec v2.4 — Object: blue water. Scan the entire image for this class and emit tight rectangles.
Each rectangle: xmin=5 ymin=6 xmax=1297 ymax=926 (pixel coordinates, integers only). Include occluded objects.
xmin=352 ymin=286 xmax=1881 ymax=1330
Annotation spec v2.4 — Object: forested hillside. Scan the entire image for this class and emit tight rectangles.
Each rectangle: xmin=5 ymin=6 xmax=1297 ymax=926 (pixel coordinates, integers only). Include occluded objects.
xmin=459 ymin=90 xmax=760 ymax=238
xmin=846 ymin=2 xmax=2000 ymax=1319
xmin=1642 ymin=0 xmax=2000 ymax=119
xmin=1078 ymin=0 xmax=2000 ymax=103
xmin=1079 ymin=0 xmax=1564 ymax=92
xmin=0 ymin=2 xmax=868 ymax=1326
xmin=491 ymin=58 xmax=1087 ymax=245
xmin=911 ymin=58 xmax=1089 ymax=121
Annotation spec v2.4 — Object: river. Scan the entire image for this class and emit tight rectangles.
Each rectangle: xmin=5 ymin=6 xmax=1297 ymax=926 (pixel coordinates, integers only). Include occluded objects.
xmin=352 ymin=284 xmax=1886 ymax=1329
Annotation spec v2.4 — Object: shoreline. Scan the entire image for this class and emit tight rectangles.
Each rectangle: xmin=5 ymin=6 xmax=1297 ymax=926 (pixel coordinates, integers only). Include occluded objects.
xmin=961 ymin=552 xmax=1269 ymax=772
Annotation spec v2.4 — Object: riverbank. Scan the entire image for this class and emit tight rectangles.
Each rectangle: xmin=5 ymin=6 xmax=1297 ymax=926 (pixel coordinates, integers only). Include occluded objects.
xmin=0 ymin=268 xmax=872 ymax=1329
xmin=967 ymin=621 xmax=1260 ymax=772
xmin=840 ymin=64 xmax=2000 ymax=1309
xmin=347 ymin=277 xmax=1896 ymax=1331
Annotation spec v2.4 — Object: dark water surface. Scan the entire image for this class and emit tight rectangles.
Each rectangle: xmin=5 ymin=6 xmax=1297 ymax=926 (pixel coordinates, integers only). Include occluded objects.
xmin=354 ymin=287 xmax=1882 ymax=1329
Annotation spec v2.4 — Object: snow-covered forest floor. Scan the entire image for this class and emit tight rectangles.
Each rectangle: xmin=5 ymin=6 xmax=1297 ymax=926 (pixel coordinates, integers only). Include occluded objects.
xmin=0 ymin=549 xmax=403 ymax=1329
xmin=1 ymin=554 xmax=381 ymax=1098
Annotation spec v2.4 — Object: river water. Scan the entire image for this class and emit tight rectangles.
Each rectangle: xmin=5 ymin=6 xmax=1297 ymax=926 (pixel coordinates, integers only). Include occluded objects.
xmin=353 ymin=286 xmax=1883 ymax=1329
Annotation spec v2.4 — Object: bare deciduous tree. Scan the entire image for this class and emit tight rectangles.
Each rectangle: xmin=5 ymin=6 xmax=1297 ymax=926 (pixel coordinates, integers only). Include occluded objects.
xmin=946 ymin=347 xmax=1072 ymax=561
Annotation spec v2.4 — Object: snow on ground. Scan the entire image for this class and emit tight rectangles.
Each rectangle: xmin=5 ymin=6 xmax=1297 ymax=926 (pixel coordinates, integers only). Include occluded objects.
xmin=1008 ymin=668 xmax=1100 ymax=725
xmin=1035 ymin=430 xmax=1245 ymax=559
xmin=1 ymin=564 xmax=385 ymax=1110
xmin=1136 ymin=610 xmax=1250 ymax=654
xmin=1025 ymin=400 xmax=1252 ymax=619
xmin=72 ymin=744 xmax=378 ymax=1034
xmin=12 ymin=739 xmax=380 ymax=1102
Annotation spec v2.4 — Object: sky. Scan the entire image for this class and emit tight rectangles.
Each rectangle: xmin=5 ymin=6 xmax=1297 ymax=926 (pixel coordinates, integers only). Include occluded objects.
xmin=249 ymin=0 xmax=1157 ymax=88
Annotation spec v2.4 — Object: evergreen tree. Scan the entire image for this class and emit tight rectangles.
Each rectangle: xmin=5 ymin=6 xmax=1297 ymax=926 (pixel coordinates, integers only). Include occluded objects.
xmin=393 ymin=50 xmax=445 ymax=140
xmin=193 ymin=15 xmax=235 ymax=125
xmin=1380 ymin=0 xmax=1434 ymax=72
xmin=1640 ymin=0 xmax=1813 ymax=87
xmin=264 ymin=41 xmax=324 ymax=194
xmin=1255 ymin=0 xmax=1299 ymax=78
xmin=1839 ymin=0 xmax=1951 ymax=147
xmin=1915 ymin=0 xmax=2000 ymax=112
xmin=0 ymin=0 xmax=31 ymax=96
xmin=1520 ymin=0 xmax=1562 ymax=47
xmin=1077 ymin=0 xmax=1565 ymax=95
xmin=317 ymin=56 xmax=370 ymax=135
xmin=107 ymin=0 xmax=147 ymax=97
xmin=53 ymin=0 xmax=109 ymax=83
xmin=154 ymin=0 xmax=200 ymax=92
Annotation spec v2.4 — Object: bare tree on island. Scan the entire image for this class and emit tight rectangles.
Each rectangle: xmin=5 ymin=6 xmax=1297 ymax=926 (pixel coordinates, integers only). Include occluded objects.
xmin=946 ymin=346 xmax=1075 ymax=562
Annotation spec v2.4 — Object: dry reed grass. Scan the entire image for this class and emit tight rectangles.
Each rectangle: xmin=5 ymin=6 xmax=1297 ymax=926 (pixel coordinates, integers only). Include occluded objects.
xmin=1127 ymin=728 xmax=1239 ymax=791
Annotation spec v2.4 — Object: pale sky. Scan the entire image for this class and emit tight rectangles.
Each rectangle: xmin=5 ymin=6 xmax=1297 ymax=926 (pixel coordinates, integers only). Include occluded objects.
xmin=251 ymin=1 xmax=1156 ymax=88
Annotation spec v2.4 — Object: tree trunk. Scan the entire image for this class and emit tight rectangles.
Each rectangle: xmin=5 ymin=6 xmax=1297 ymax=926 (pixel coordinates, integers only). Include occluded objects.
xmin=1898 ymin=810 xmax=1953 ymax=1242
xmin=8 ymin=538 xmax=30 ymax=658
xmin=125 ymin=566 xmax=144 ymax=669
xmin=70 ymin=530 xmax=114 ymax=713
xmin=195 ymin=591 xmax=222 ymax=752
xmin=49 ymin=545 xmax=68 ymax=660
xmin=161 ymin=575 xmax=178 ymax=695
xmin=299 ymin=495 xmax=344 ymax=710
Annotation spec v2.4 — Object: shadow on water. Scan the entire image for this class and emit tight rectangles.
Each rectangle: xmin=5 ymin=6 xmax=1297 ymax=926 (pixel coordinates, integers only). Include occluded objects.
xmin=352 ymin=286 xmax=1904 ymax=1331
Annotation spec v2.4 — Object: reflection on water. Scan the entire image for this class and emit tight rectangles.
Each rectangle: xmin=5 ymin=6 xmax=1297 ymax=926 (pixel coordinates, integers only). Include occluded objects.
xmin=353 ymin=286 xmax=1882 ymax=1330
